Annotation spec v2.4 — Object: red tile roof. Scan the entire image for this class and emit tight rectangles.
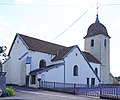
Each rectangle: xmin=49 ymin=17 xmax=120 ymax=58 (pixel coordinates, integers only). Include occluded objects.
xmin=82 ymin=51 xmax=101 ymax=64
xmin=8 ymin=34 xmax=101 ymax=64
xmin=19 ymin=34 xmax=66 ymax=54
xmin=51 ymin=46 xmax=74 ymax=61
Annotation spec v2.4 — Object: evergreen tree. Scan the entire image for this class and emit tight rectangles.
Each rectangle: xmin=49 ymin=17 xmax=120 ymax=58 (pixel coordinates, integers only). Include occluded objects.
xmin=0 ymin=46 xmax=7 ymax=61
xmin=115 ymin=76 xmax=120 ymax=82
xmin=0 ymin=46 xmax=7 ymax=72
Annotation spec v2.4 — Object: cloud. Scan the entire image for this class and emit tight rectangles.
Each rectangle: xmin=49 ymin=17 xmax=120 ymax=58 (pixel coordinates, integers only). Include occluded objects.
xmin=110 ymin=18 xmax=120 ymax=33
xmin=17 ymin=24 xmax=28 ymax=34
xmin=0 ymin=16 xmax=11 ymax=32
xmin=48 ymin=0 xmax=95 ymax=7
xmin=15 ymin=0 xmax=33 ymax=4
xmin=0 ymin=16 xmax=12 ymax=51
xmin=17 ymin=24 xmax=55 ymax=41
xmin=30 ymin=24 xmax=55 ymax=41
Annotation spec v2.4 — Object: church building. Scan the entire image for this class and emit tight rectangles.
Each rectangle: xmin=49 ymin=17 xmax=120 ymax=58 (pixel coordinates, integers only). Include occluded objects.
xmin=84 ymin=14 xmax=111 ymax=84
xmin=3 ymin=14 xmax=113 ymax=88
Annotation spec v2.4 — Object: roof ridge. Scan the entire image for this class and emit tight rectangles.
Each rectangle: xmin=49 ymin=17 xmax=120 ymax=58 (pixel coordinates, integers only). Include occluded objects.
xmin=19 ymin=33 xmax=67 ymax=48
xmin=18 ymin=33 xmax=68 ymax=54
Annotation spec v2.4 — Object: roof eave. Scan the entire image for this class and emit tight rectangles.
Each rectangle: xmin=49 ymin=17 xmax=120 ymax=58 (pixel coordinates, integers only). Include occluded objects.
xmin=84 ymin=33 xmax=111 ymax=39
xmin=63 ymin=45 xmax=79 ymax=59
xmin=29 ymin=62 xmax=64 ymax=75
xmin=81 ymin=51 xmax=101 ymax=82
xmin=51 ymin=58 xmax=63 ymax=61
xmin=17 ymin=33 xmax=29 ymax=49
xmin=8 ymin=33 xmax=29 ymax=56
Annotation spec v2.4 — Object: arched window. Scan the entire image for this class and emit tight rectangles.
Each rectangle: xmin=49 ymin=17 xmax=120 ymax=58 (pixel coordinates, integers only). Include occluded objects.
xmin=73 ymin=65 xmax=78 ymax=76
xmin=91 ymin=39 xmax=94 ymax=47
xmin=95 ymin=68 xmax=98 ymax=75
xmin=104 ymin=39 xmax=106 ymax=46
xmin=39 ymin=59 xmax=46 ymax=68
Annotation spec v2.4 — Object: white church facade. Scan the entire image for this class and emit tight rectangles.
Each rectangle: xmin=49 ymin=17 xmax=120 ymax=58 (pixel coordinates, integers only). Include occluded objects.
xmin=3 ymin=15 xmax=114 ymax=88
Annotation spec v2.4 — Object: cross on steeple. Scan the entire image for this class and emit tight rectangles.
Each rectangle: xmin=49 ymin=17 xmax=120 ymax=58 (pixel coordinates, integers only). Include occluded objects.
xmin=95 ymin=0 xmax=99 ymax=23
xmin=97 ymin=0 xmax=99 ymax=15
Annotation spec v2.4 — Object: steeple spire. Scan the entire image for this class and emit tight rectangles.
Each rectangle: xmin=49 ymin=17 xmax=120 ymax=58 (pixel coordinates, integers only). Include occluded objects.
xmin=95 ymin=14 xmax=99 ymax=23
xmin=95 ymin=0 xmax=99 ymax=23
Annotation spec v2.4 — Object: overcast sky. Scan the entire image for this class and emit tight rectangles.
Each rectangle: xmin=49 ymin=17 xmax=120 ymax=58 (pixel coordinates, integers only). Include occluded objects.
xmin=0 ymin=0 xmax=120 ymax=76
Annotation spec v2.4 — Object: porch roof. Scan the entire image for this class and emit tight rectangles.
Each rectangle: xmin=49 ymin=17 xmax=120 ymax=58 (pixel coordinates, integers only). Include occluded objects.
xmin=29 ymin=63 xmax=64 ymax=75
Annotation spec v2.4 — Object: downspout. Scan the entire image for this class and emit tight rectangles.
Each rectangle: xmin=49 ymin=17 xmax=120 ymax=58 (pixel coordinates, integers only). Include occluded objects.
xmin=100 ymin=63 xmax=102 ymax=84
xmin=28 ymin=50 xmax=32 ymax=87
xmin=100 ymin=35 xmax=102 ymax=84
xmin=63 ymin=59 xmax=65 ymax=87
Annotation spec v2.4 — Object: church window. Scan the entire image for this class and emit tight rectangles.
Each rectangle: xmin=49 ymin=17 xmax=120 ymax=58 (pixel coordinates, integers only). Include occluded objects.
xmin=76 ymin=53 xmax=77 ymax=56
xmin=73 ymin=65 xmax=78 ymax=76
xmin=95 ymin=68 xmax=98 ymax=75
xmin=91 ymin=39 xmax=94 ymax=47
xmin=26 ymin=75 xmax=29 ymax=85
xmin=31 ymin=75 xmax=36 ymax=84
xmin=87 ymin=78 xmax=90 ymax=86
xmin=91 ymin=78 xmax=95 ymax=86
xmin=104 ymin=39 xmax=106 ymax=46
xmin=39 ymin=59 xmax=46 ymax=68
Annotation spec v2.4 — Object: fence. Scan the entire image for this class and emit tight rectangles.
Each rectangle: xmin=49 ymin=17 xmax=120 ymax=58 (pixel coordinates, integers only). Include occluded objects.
xmin=39 ymin=81 xmax=99 ymax=96
xmin=39 ymin=81 xmax=75 ymax=93
xmin=39 ymin=81 xmax=120 ymax=99
xmin=100 ymin=84 xmax=120 ymax=99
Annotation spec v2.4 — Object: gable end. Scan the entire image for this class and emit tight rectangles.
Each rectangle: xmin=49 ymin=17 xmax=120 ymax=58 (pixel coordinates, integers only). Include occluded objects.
xmin=8 ymin=33 xmax=29 ymax=56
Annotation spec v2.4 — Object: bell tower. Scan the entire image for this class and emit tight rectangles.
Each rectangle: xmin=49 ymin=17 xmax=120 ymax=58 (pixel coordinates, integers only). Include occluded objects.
xmin=84 ymin=14 xmax=111 ymax=83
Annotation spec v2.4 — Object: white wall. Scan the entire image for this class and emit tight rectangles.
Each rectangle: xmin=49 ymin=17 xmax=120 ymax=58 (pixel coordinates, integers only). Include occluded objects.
xmin=4 ymin=36 xmax=28 ymax=85
xmin=90 ymin=62 xmax=101 ymax=80
xmin=30 ymin=51 xmax=63 ymax=71
xmin=64 ymin=47 xmax=99 ymax=85
xmin=31 ymin=47 xmax=100 ymax=87
xmin=84 ymin=34 xmax=110 ymax=84
xmin=39 ymin=65 xmax=64 ymax=82
xmin=20 ymin=57 xmax=27 ymax=85
xmin=3 ymin=58 xmax=11 ymax=84
xmin=28 ymin=49 xmax=64 ymax=88
xmin=29 ymin=65 xmax=64 ymax=88
xmin=85 ymin=35 xmax=101 ymax=61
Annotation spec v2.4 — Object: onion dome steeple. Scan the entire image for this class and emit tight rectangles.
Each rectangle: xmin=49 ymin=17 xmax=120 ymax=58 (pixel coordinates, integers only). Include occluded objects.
xmin=84 ymin=14 xmax=110 ymax=38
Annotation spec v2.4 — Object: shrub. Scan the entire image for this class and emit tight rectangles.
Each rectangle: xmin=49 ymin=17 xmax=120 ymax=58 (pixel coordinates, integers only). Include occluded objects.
xmin=1 ymin=87 xmax=15 ymax=97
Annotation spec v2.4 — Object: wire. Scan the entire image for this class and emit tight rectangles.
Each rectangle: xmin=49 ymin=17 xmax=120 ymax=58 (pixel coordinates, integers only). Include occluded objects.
xmin=51 ymin=3 xmax=95 ymax=41
xmin=0 ymin=3 xmax=83 ymax=7
xmin=103 ymin=4 xmax=120 ymax=6
xmin=0 ymin=2 xmax=120 ymax=6
xmin=1 ymin=2 xmax=120 ymax=7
